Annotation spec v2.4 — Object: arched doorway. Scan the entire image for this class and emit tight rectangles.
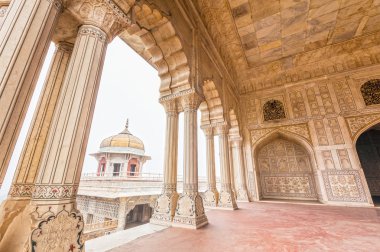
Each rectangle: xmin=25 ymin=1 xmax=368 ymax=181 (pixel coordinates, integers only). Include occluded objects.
xmin=256 ymin=137 xmax=318 ymax=201
xmin=356 ymin=124 xmax=380 ymax=205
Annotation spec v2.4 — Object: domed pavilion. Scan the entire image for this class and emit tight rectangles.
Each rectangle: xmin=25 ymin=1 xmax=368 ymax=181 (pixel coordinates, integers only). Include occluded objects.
xmin=91 ymin=119 xmax=151 ymax=177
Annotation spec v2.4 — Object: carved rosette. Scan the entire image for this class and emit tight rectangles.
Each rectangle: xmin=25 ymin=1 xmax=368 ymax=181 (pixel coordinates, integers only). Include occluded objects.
xmin=172 ymin=193 xmax=208 ymax=229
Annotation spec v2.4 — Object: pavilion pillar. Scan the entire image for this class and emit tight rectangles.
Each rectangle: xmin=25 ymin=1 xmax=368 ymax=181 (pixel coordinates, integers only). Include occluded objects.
xmin=231 ymin=138 xmax=249 ymax=202
xmin=151 ymin=99 xmax=179 ymax=225
xmin=202 ymin=127 xmax=219 ymax=207
xmin=172 ymin=92 xmax=208 ymax=229
xmin=0 ymin=22 xmax=115 ymax=251
xmin=0 ymin=42 xmax=73 ymax=240
xmin=0 ymin=0 xmax=62 ymax=191
xmin=215 ymin=125 xmax=238 ymax=209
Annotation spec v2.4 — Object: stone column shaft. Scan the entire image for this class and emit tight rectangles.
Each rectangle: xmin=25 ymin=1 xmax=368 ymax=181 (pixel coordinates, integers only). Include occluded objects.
xmin=0 ymin=42 xmax=73 ymax=240
xmin=231 ymin=139 xmax=249 ymax=202
xmin=202 ymin=127 xmax=218 ymax=207
xmin=151 ymin=100 xmax=179 ymax=225
xmin=172 ymin=93 xmax=208 ymax=229
xmin=0 ymin=0 xmax=62 ymax=189
xmin=216 ymin=125 xmax=237 ymax=209
xmin=0 ymin=25 xmax=108 ymax=251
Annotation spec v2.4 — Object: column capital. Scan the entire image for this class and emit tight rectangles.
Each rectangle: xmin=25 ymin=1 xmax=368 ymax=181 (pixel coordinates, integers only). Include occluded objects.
xmin=214 ymin=123 xmax=230 ymax=136
xmin=66 ymin=0 xmax=132 ymax=41
xmin=160 ymin=99 xmax=178 ymax=116
xmin=56 ymin=41 xmax=74 ymax=52
xmin=180 ymin=92 xmax=203 ymax=111
xmin=230 ymin=137 xmax=243 ymax=147
xmin=202 ymin=126 xmax=214 ymax=138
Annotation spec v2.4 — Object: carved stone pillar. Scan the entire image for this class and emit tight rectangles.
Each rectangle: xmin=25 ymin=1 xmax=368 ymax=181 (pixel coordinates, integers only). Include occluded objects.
xmin=0 ymin=1 xmax=10 ymax=27
xmin=0 ymin=0 xmax=62 ymax=190
xmin=202 ymin=127 xmax=219 ymax=207
xmin=172 ymin=92 xmax=208 ymax=229
xmin=231 ymin=138 xmax=249 ymax=202
xmin=151 ymin=99 xmax=179 ymax=225
xmin=116 ymin=197 xmax=128 ymax=231
xmin=215 ymin=125 xmax=238 ymax=209
xmin=0 ymin=42 xmax=73 ymax=239
xmin=0 ymin=23 xmax=111 ymax=251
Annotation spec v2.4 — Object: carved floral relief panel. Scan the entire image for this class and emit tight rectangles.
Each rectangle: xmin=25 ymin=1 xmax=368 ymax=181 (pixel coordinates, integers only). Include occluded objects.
xmin=258 ymin=139 xmax=317 ymax=200
xmin=322 ymin=170 xmax=367 ymax=202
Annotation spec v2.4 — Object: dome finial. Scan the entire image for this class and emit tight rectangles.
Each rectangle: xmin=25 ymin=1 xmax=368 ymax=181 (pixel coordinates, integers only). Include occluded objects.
xmin=125 ymin=118 xmax=129 ymax=129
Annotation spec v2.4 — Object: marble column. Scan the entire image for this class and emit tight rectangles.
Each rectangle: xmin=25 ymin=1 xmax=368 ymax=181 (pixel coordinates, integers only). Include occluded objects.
xmin=0 ymin=0 xmax=62 ymax=190
xmin=215 ymin=125 xmax=238 ymax=209
xmin=173 ymin=92 xmax=208 ymax=229
xmin=151 ymin=99 xmax=179 ymax=225
xmin=202 ymin=127 xmax=219 ymax=207
xmin=0 ymin=24 xmax=110 ymax=251
xmin=116 ymin=197 xmax=128 ymax=231
xmin=0 ymin=1 xmax=10 ymax=27
xmin=0 ymin=42 xmax=73 ymax=240
xmin=231 ymin=138 xmax=249 ymax=202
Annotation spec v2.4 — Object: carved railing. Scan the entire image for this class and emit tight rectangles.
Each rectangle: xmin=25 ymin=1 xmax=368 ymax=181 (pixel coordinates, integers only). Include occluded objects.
xmin=84 ymin=219 xmax=118 ymax=232
xmin=81 ymin=172 xmax=220 ymax=183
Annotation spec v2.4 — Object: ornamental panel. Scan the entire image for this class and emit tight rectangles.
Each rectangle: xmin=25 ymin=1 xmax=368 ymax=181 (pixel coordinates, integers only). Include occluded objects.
xmin=258 ymin=138 xmax=317 ymax=200
xmin=361 ymin=79 xmax=380 ymax=106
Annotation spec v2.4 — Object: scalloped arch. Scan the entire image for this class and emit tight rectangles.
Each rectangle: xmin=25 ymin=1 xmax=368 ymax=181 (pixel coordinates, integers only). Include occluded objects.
xmin=119 ymin=3 xmax=191 ymax=96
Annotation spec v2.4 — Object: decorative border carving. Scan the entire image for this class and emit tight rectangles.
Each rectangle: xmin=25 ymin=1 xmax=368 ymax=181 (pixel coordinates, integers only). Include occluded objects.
xmin=322 ymin=170 xmax=367 ymax=202
xmin=32 ymin=185 xmax=78 ymax=200
xmin=250 ymin=123 xmax=311 ymax=144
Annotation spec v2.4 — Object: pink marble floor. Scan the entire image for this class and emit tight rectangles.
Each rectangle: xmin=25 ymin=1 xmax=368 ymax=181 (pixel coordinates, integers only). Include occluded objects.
xmin=109 ymin=202 xmax=380 ymax=252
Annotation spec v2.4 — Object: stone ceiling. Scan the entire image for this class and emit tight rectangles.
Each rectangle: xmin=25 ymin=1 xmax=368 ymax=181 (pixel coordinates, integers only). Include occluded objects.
xmin=194 ymin=0 xmax=380 ymax=93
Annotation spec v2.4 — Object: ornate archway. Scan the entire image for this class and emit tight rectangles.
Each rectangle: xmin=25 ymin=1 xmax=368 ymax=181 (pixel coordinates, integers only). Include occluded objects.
xmin=253 ymin=131 xmax=320 ymax=201
xmin=355 ymin=123 xmax=380 ymax=204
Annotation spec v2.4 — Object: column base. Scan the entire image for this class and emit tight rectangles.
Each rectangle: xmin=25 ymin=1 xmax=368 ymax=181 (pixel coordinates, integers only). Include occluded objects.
xmin=236 ymin=187 xmax=250 ymax=202
xmin=150 ymin=191 xmax=178 ymax=226
xmin=0 ymin=198 xmax=30 ymax=242
xmin=202 ymin=189 xmax=219 ymax=208
xmin=218 ymin=190 xmax=238 ymax=210
xmin=0 ymin=201 xmax=84 ymax=252
xmin=172 ymin=193 xmax=208 ymax=229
